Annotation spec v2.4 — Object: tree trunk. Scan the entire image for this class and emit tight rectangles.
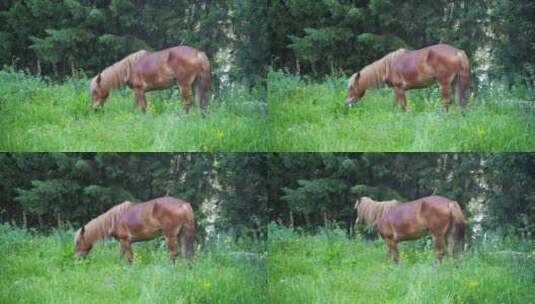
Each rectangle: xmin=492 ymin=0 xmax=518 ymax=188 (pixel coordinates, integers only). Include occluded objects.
xmin=304 ymin=213 xmax=310 ymax=227
xmin=22 ymin=210 xmax=27 ymax=228
xmin=311 ymin=61 xmax=317 ymax=76
xmin=57 ymin=212 xmax=63 ymax=229
xmin=289 ymin=210 xmax=294 ymax=228
xmin=71 ymin=60 xmax=75 ymax=77
xmin=37 ymin=214 xmax=43 ymax=227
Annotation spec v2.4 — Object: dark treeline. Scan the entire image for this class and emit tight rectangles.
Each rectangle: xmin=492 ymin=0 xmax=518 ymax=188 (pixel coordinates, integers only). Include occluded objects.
xmin=0 ymin=153 xmax=267 ymax=241
xmin=269 ymin=0 xmax=535 ymax=88
xmin=0 ymin=0 xmax=268 ymax=86
xmin=268 ymin=153 xmax=535 ymax=238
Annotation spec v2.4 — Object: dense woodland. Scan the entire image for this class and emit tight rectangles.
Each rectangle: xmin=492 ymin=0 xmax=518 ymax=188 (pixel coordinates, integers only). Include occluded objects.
xmin=269 ymin=0 xmax=535 ymax=88
xmin=0 ymin=0 xmax=267 ymax=86
xmin=0 ymin=153 xmax=267 ymax=241
xmin=268 ymin=153 xmax=535 ymax=238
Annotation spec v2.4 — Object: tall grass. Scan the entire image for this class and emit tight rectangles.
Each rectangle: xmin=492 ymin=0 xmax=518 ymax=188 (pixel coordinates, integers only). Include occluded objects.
xmin=0 ymin=68 xmax=267 ymax=151
xmin=0 ymin=224 xmax=266 ymax=304
xmin=268 ymin=224 xmax=535 ymax=304
xmin=269 ymin=70 xmax=535 ymax=151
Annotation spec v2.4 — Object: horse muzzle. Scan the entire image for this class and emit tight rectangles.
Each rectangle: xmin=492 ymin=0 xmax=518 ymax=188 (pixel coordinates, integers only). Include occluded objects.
xmin=91 ymin=104 xmax=102 ymax=112
xmin=346 ymin=97 xmax=357 ymax=107
xmin=74 ymin=251 xmax=88 ymax=258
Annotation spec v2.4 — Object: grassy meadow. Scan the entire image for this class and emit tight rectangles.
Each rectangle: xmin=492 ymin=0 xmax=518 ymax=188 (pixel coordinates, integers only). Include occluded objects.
xmin=0 ymin=224 xmax=266 ymax=304
xmin=268 ymin=224 xmax=535 ymax=304
xmin=0 ymin=68 xmax=267 ymax=151
xmin=269 ymin=71 xmax=535 ymax=151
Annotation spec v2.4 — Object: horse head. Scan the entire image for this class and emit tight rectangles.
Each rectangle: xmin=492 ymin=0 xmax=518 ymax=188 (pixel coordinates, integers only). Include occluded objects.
xmin=347 ymin=72 xmax=366 ymax=107
xmin=74 ymin=226 xmax=93 ymax=258
xmin=90 ymin=73 xmax=109 ymax=110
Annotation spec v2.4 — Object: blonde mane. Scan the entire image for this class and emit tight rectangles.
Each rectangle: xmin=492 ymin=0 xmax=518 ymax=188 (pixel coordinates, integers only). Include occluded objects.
xmin=76 ymin=201 xmax=134 ymax=245
xmin=355 ymin=197 xmax=400 ymax=225
xmin=349 ymin=48 xmax=408 ymax=90
xmin=91 ymin=50 xmax=148 ymax=92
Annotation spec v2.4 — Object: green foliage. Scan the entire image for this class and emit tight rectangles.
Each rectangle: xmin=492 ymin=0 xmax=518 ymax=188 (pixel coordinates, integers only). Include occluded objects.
xmin=217 ymin=154 xmax=268 ymax=241
xmin=0 ymin=224 xmax=267 ymax=304
xmin=0 ymin=153 xmax=268 ymax=240
xmin=0 ymin=68 xmax=267 ymax=151
xmin=269 ymin=70 xmax=535 ymax=151
xmin=490 ymin=0 xmax=535 ymax=87
xmin=231 ymin=0 xmax=269 ymax=86
xmin=268 ymin=153 xmax=535 ymax=238
xmin=268 ymin=224 xmax=535 ymax=304
xmin=483 ymin=154 xmax=535 ymax=237
xmin=269 ymin=0 xmax=488 ymax=77
xmin=0 ymin=0 xmax=267 ymax=85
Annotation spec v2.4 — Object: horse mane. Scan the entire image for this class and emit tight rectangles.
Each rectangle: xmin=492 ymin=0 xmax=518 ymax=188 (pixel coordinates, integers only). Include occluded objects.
xmin=350 ymin=48 xmax=408 ymax=90
xmin=76 ymin=201 xmax=134 ymax=245
xmin=356 ymin=197 xmax=400 ymax=225
xmin=91 ymin=50 xmax=148 ymax=92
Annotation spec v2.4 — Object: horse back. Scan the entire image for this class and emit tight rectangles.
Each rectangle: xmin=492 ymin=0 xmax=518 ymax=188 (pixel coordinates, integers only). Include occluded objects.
xmin=117 ymin=196 xmax=193 ymax=240
xmin=392 ymin=44 xmax=467 ymax=86
xmin=378 ymin=196 xmax=453 ymax=239
xmin=165 ymin=46 xmax=205 ymax=68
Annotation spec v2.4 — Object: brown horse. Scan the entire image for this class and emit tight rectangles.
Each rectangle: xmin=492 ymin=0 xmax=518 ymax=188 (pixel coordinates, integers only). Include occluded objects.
xmin=74 ymin=196 xmax=196 ymax=264
xmin=90 ymin=45 xmax=210 ymax=114
xmin=355 ymin=195 xmax=466 ymax=263
xmin=347 ymin=44 xmax=469 ymax=111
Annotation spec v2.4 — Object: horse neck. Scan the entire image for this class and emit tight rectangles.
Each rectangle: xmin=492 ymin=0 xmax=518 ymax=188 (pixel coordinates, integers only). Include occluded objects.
xmin=359 ymin=49 xmax=406 ymax=89
xmin=359 ymin=199 xmax=398 ymax=224
xmin=359 ymin=61 xmax=387 ymax=90
xmin=83 ymin=202 xmax=131 ymax=245
xmin=99 ymin=64 xmax=128 ymax=92
xmin=82 ymin=215 xmax=110 ymax=245
xmin=99 ymin=50 xmax=146 ymax=92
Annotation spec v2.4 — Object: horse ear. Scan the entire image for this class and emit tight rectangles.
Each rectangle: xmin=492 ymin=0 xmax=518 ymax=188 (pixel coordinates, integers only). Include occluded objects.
xmin=96 ymin=73 xmax=102 ymax=86
xmin=356 ymin=72 xmax=360 ymax=81
xmin=81 ymin=226 xmax=85 ymax=236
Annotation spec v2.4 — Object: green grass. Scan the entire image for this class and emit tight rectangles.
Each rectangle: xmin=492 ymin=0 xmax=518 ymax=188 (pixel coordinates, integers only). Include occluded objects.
xmin=0 ymin=224 xmax=266 ymax=304
xmin=269 ymin=71 xmax=535 ymax=151
xmin=0 ymin=68 xmax=267 ymax=151
xmin=268 ymin=224 xmax=535 ymax=304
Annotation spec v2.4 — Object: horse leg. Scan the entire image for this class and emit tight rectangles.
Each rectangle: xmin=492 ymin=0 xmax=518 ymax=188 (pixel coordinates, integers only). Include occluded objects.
xmin=394 ymin=87 xmax=407 ymax=111
xmin=446 ymin=228 xmax=455 ymax=257
xmin=385 ymin=237 xmax=400 ymax=263
xmin=432 ymin=234 xmax=444 ymax=263
xmin=456 ymin=52 xmax=470 ymax=109
xmin=164 ymin=233 xmax=178 ymax=264
xmin=134 ymin=88 xmax=147 ymax=113
xmin=438 ymin=78 xmax=453 ymax=112
xmin=180 ymin=225 xmax=195 ymax=262
xmin=178 ymin=81 xmax=192 ymax=114
xmin=119 ymin=239 xmax=133 ymax=264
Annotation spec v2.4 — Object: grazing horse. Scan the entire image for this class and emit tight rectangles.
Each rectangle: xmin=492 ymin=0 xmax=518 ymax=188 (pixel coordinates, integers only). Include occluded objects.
xmin=354 ymin=195 xmax=466 ymax=263
xmin=90 ymin=45 xmax=211 ymax=114
xmin=74 ymin=196 xmax=196 ymax=264
xmin=347 ymin=44 xmax=470 ymax=111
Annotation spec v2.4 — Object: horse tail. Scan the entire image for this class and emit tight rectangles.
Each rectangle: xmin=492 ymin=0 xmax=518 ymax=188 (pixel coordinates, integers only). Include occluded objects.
xmin=180 ymin=203 xmax=196 ymax=261
xmin=448 ymin=201 xmax=466 ymax=256
xmin=456 ymin=50 xmax=470 ymax=108
xmin=195 ymin=51 xmax=211 ymax=110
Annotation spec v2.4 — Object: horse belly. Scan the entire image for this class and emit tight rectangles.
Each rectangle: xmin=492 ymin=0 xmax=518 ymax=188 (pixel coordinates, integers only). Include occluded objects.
xmin=393 ymin=221 xmax=427 ymax=241
xmin=124 ymin=215 xmax=161 ymax=241
xmin=145 ymin=78 xmax=174 ymax=91
xmin=139 ymin=60 xmax=176 ymax=91
xmin=130 ymin=226 xmax=161 ymax=241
